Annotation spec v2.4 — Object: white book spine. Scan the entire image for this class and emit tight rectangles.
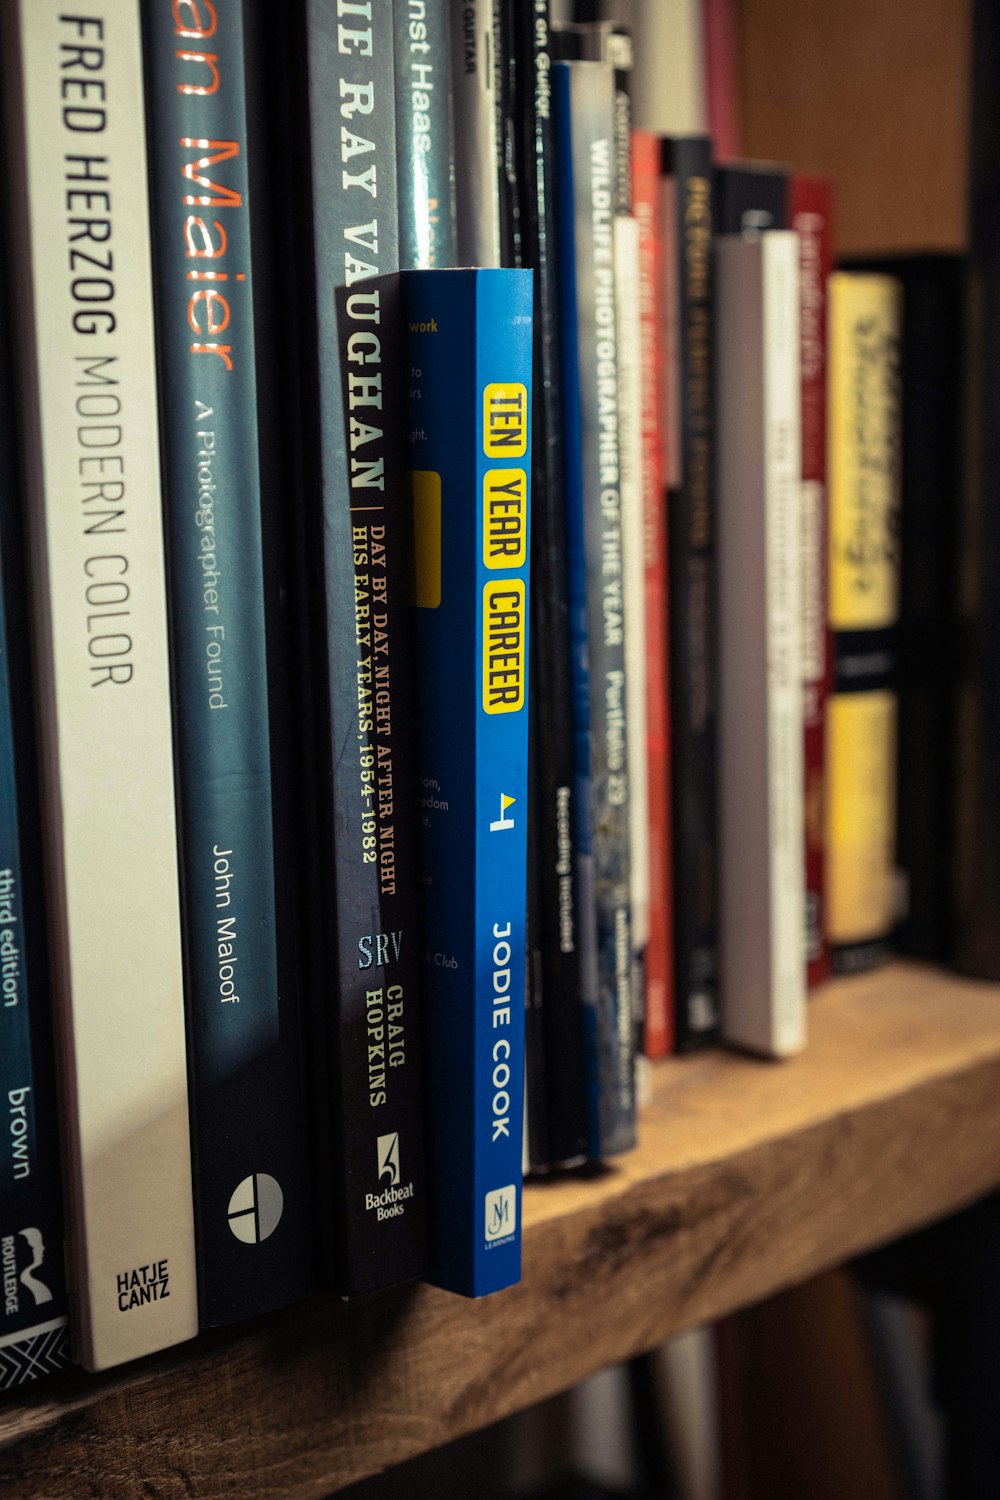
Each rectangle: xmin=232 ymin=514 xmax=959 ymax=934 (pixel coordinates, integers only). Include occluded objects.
xmin=614 ymin=215 xmax=650 ymax=959
xmin=598 ymin=0 xmax=707 ymax=134
xmin=763 ymin=235 xmax=806 ymax=1053
xmin=716 ymin=233 xmax=805 ymax=1057
xmin=0 ymin=0 xmax=197 ymax=1368
xmin=451 ymin=0 xmax=501 ymax=267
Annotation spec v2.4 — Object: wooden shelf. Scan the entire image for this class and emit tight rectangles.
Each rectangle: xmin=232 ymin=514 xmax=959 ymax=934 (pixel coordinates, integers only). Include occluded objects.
xmin=3 ymin=960 xmax=1000 ymax=1498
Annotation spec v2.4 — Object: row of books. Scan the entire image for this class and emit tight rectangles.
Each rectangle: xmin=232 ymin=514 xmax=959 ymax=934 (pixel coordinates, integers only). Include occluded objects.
xmin=0 ymin=0 xmax=540 ymax=1388
xmin=0 ymin=0 xmax=970 ymax=1395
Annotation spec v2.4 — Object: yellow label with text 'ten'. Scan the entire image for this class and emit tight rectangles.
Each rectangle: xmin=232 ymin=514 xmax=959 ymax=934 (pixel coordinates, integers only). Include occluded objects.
xmin=483 ymin=383 xmax=528 ymax=458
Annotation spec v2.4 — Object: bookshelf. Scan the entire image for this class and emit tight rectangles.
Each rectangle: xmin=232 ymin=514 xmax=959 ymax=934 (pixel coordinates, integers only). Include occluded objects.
xmin=3 ymin=962 xmax=1000 ymax=1498
xmin=0 ymin=4 xmax=983 ymax=1496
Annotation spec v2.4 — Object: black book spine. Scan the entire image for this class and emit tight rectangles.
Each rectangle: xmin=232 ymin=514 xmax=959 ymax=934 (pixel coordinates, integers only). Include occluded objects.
xmin=843 ymin=255 xmax=964 ymax=965
xmin=662 ymin=136 xmax=719 ymax=1050
xmin=951 ymin=0 xmax=1000 ymax=977
xmin=289 ymin=1 xmax=426 ymax=1293
xmin=893 ymin=259 xmax=962 ymax=962
xmin=0 ymin=221 xmax=70 ymax=1388
xmin=393 ymin=0 xmax=458 ymax=268
xmin=516 ymin=0 xmax=588 ymax=1168
xmin=141 ymin=0 xmax=313 ymax=1329
xmin=494 ymin=0 xmax=521 ymax=267
xmin=712 ymin=163 xmax=789 ymax=235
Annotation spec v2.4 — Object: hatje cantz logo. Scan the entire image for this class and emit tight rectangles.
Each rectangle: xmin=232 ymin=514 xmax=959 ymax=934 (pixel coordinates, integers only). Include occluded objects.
xmin=485 ymin=1184 xmax=516 ymax=1244
xmin=227 ymin=1173 xmax=284 ymax=1244
xmin=365 ymin=1133 xmax=414 ymax=1220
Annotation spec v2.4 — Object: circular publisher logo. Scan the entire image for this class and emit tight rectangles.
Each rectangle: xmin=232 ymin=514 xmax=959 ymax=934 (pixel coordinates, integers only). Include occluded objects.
xmin=227 ymin=1174 xmax=283 ymax=1244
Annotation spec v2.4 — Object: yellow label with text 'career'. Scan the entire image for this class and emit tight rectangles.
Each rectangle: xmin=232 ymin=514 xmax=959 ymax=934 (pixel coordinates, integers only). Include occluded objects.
xmin=483 ymin=383 xmax=528 ymax=458
xmin=411 ymin=470 xmax=441 ymax=609
xmin=483 ymin=579 xmax=526 ymax=714
xmin=483 ymin=468 xmax=527 ymax=568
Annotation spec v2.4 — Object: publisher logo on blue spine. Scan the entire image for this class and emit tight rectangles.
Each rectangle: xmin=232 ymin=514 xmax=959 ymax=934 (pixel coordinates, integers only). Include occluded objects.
xmin=484 ymin=1185 xmax=516 ymax=1244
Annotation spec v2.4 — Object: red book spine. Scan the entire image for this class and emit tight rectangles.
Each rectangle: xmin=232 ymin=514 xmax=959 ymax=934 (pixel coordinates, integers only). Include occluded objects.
xmin=634 ymin=130 xmax=674 ymax=1057
xmin=703 ymin=0 xmax=744 ymax=160
xmin=790 ymin=176 xmax=834 ymax=988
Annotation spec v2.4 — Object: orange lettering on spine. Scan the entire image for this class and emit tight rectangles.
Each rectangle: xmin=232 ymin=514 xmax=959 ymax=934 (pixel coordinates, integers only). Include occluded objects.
xmin=173 ymin=0 xmax=217 ymax=37
xmin=176 ymin=50 xmax=220 ymax=96
xmin=183 ymin=215 xmax=228 ymax=259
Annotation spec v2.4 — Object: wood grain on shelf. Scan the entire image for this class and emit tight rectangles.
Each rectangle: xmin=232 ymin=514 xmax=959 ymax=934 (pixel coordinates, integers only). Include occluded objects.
xmin=739 ymin=0 xmax=971 ymax=255
xmin=3 ymin=962 xmax=1000 ymax=1499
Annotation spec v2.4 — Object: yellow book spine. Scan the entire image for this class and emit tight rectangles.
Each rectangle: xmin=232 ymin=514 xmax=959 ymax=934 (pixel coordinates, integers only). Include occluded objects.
xmin=826 ymin=274 xmax=902 ymax=957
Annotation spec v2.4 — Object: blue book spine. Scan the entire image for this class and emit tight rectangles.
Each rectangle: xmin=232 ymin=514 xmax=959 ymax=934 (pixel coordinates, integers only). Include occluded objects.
xmin=0 ymin=238 xmax=69 ymax=1387
xmin=142 ymin=0 xmax=312 ymax=1325
xmin=552 ymin=60 xmax=635 ymax=1157
xmin=404 ymin=267 xmax=533 ymax=1296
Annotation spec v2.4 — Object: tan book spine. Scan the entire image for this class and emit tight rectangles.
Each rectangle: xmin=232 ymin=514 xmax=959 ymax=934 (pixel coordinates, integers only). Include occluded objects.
xmin=0 ymin=0 xmax=197 ymax=1369
xmin=716 ymin=231 xmax=805 ymax=1057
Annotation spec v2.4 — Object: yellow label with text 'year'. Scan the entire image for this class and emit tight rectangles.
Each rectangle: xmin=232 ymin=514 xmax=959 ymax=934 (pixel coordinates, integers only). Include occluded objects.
xmin=483 ymin=468 xmax=527 ymax=568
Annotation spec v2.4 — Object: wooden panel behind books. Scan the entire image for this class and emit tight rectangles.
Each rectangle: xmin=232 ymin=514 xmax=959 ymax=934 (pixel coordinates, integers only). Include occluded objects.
xmin=739 ymin=0 xmax=971 ymax=255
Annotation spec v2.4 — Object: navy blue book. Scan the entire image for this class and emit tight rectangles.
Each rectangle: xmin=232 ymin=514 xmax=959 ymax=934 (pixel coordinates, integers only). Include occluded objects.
xmin=404 ymin=267 xmax=533 ymax=1296
xmin=142 ymin=0 xmax=313 ymax=1327
xmin=0 ymin=227 xmax=69 ymax=1388
xmin=394 ymin=0 xmax=458 ymax=268
xmin=514 ymin=0 xmax=588 ymax=1171
xmin=287 ymin=0 xmax=427 ymax=1293
xmin=552 ymin=59 xmax=635 ymax=1159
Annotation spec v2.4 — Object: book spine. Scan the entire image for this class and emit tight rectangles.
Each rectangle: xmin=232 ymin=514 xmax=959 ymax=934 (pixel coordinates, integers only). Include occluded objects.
xmin=661 ymin=136 xmax=719 ymax=1049
xmin=702 ymin=0 xmax=743 ymax=158
xmin=826 ymin=273 xmax=902 ymax=974
xmin=632 ymin=128 xmax=674 ymax=1059
xmin=716 ymin=233 xmax=804 ymax=1057
xmin=615 ymin=211 xmax=649 ymax=1047
xmin=405 ymin=267 xmax=532 ymax=1296
xmin=0 ymin=0 xmax=197 ymax=1369
xmin=789 ymin=175 xmax=833 ymax=987
xmin=554 ymin=59 xmax=635 ymax=1158
xmin=494 ymin=0 xmax=521 ymax=266
xmin=515 ymin=0 xmax=587 ymax=1168
xmin=393 ymin=0 xmax=458 ymax=268
xmin=296 ymin=2 xmax=426 ymax=1293
xmin=953 ymin=1 xmax=1000 ymax=978
xmin=0 ymin=238 xmax=69 ymax=1390
xmin=880 ymin=259 xmax=962 ymax=965
xmin=712 ymin=163 xmax=788 ymax=235
xmin=451 ymin=0 xmax=501 ymax=266
xmin=141 ymin=0 xmax=312 ymax=1327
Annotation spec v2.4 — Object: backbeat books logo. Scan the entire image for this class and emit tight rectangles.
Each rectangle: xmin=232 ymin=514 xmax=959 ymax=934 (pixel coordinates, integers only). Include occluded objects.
xmin=365 ymin=1134 xmax=413 ymax=1221
xmin=377 ymin=1132 xmax=400 ymax=1186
